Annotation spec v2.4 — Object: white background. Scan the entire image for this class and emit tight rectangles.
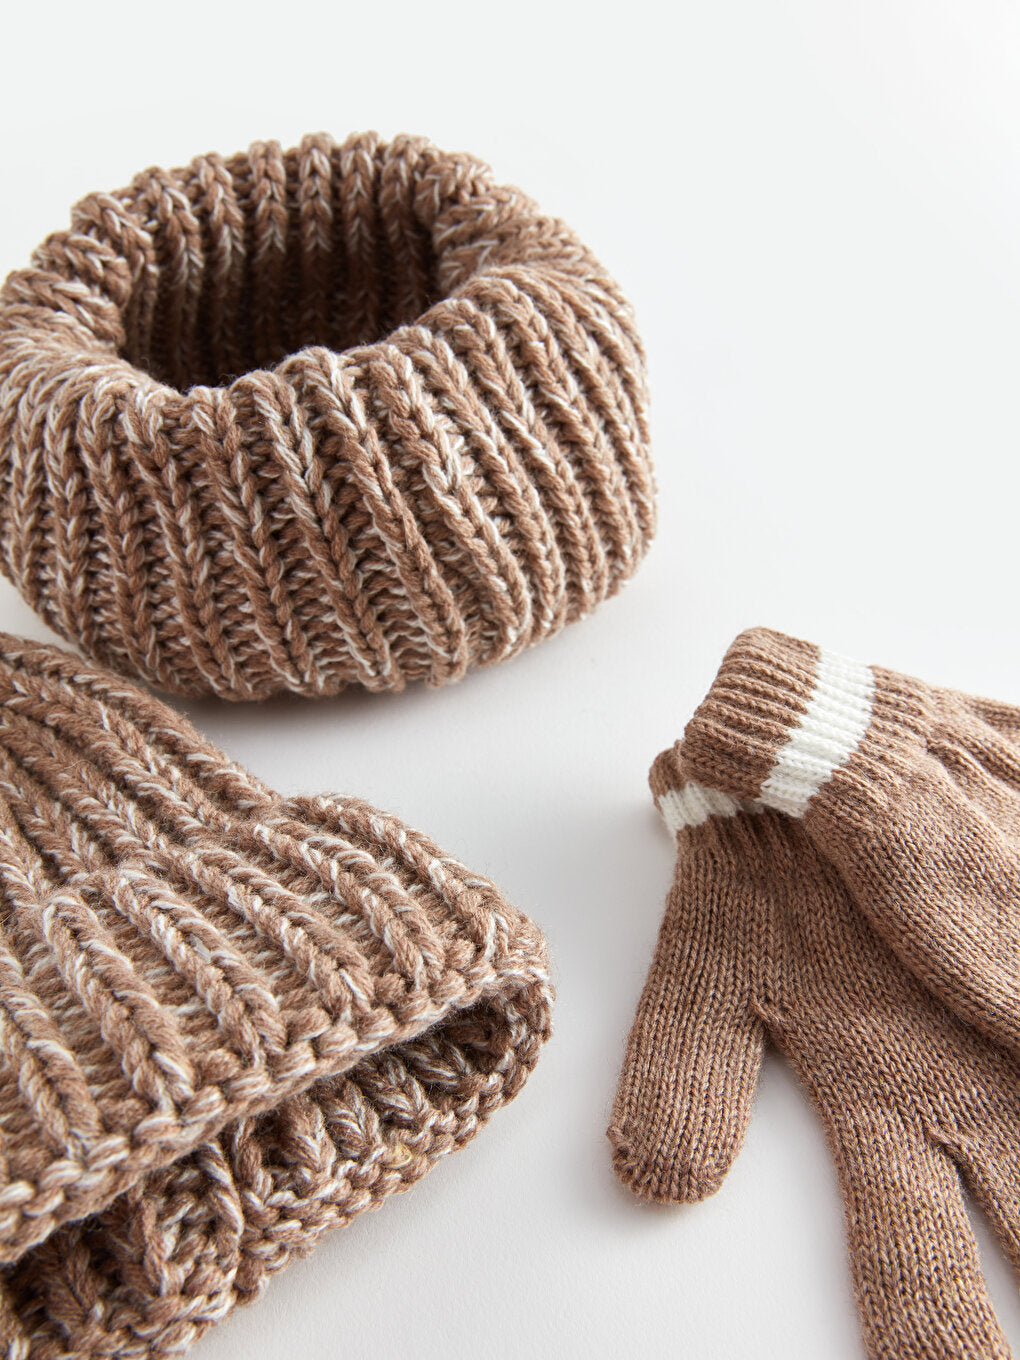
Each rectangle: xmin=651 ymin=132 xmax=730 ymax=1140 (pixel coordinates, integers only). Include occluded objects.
xmin=2 ymin=3 xmax=1020 ymax=1355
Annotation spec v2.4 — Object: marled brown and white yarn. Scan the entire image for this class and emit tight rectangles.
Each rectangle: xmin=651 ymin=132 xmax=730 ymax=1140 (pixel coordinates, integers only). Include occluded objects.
xmin=0 ymin=632 xmax=551 ymax=1357
xmin=0 ymin=131 xmax=654 ymax=700
xmin=1 ymin=997 xmax=543 ymax=1360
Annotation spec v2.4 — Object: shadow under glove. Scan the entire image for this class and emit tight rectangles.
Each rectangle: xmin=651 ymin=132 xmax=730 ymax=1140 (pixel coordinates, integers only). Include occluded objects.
xmin=0 ymin=633 xmax=551 ymax=1358
xmin=610 ymin=629 xmax=1020 ymax=1360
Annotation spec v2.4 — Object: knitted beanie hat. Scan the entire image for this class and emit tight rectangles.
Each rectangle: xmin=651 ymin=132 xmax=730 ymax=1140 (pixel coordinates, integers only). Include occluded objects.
xmin=0 ymin=632 xmax=551 ymax=1357
xmin=0 ymin=131 xmax=655 ymax=700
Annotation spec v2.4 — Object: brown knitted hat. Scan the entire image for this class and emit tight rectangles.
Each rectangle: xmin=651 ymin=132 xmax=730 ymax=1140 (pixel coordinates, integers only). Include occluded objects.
xmin=610 ymin=628 xmax=1020 ymax=1359
xmin=0 ymin=131 xmax=655 ymax=700
xmin=0 ymin=633 xmax=551 ymax=1356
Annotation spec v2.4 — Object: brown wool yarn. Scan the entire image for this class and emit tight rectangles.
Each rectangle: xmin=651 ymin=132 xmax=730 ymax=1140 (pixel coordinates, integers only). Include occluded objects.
xmin=0 ymin=131 xmax=654 ymax=701
xmin=0 ymin=632 xmax=552 ymax=1358
xmin=611 ymin=628 xmax=1020 ymax=1360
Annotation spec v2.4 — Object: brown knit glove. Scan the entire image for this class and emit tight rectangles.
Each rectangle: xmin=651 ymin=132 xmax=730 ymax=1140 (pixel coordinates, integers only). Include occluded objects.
xmin=610 ymin=629 xmax=1020 ymax=1360
xmin=678 ymin=628 xmax=1020 ymax=1059
xmin=0 ymin=633 xmax=551 ymax=1358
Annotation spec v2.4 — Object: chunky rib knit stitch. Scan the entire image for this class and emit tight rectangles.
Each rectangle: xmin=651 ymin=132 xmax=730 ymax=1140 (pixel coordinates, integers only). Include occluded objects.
xmin=611 ymin=629 xmax=1020 ymax=1360
xmin=0 ymin=131 xmax=655 ymax=700
xmin=0 ymin=633 xmax=551 ymax=1357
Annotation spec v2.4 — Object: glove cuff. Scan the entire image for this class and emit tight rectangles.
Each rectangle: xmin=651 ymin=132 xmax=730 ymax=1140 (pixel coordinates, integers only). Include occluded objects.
xmin=653 ymin=628 xmax=928 ymax=825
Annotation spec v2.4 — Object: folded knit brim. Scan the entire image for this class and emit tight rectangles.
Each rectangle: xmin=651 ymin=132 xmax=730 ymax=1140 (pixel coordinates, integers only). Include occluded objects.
xmin=0 ymin=131 xmax=655 ymax=700
xmin=0 ymin=634 xmax=552 ymax=1356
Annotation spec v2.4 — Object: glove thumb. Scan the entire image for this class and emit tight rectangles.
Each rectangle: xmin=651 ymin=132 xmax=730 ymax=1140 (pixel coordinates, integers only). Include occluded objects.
xmin=609 ymin=752 xmax=766 ymax=1202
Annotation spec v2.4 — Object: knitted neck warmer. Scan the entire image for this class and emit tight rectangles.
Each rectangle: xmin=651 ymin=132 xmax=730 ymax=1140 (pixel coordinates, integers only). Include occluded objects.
xmin=0 ymin=632 xmax=551 ymax=1357
xmin=0 ymin=131 xmax=655 ymax=700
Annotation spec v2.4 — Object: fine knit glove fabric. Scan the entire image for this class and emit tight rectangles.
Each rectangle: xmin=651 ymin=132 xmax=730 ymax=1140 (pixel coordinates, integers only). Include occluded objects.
xmin=0 ymin=131 xmax=655 ymax=701
xmin=610 ymin=628 xmax=1020 ymax=1360
xmin=677 ymin=628 xmax=1020 ymax=1061
xmin=0 ymin=633 xmax=551 ymax=1358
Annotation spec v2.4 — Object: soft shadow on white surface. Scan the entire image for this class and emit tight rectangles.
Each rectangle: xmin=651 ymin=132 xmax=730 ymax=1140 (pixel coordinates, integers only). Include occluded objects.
xmin=4 ymin=2 xmax=1020 ymax=1355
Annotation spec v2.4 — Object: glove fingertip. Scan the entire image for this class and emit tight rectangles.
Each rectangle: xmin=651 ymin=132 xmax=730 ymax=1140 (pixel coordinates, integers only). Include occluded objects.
xmin=607 ymin=1121 xmax=732 ymax=1204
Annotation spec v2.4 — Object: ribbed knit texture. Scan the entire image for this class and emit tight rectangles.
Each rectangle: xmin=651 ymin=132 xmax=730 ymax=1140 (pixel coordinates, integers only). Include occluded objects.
xmin=0 ymin=131 xmax=655 ymax=700
xmin=677 ymin=627 xmax=1020 ymax=1059
xmin=0 ymin=633 xmax=551 ymax=1358
xmin=610 ymin=628 xmax=1020 ymax=1360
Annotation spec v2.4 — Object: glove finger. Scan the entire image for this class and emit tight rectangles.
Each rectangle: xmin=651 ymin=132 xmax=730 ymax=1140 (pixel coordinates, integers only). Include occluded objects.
xmin=816 ymin=1091 xmax=1011 ymax=1360
xmin=945 ymin=1119 xmax=1020 ymax=1281
xmin=609 ymin=816 xmax=765 ymax=1203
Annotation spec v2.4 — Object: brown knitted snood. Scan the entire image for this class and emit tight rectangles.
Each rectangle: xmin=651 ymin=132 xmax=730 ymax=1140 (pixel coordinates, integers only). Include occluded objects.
xmin=611 ymin=629 xmax=1020 ymax=1360
xmin=0 ymin=633 xmax=551 ymax=1358
xmin=0 ymin=131 xmax=655 ymax=700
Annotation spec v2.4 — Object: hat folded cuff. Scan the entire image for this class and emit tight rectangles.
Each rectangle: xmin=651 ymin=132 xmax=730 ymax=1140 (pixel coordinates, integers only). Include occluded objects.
xmin=4 ymin=935 xmax=552 ymax=1358
xmin=0 ymin=785 xmax=552 ymax=1265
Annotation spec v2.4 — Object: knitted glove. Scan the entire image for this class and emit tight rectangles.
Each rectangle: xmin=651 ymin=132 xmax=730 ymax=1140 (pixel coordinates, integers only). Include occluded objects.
xmin=0 ymin=634 xmax=551 ymax=1357
xmin=676 ymin=627 xmax=1020 ymax=1058
xmin=610 ymin=629 xmax=1020 ymax=1360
